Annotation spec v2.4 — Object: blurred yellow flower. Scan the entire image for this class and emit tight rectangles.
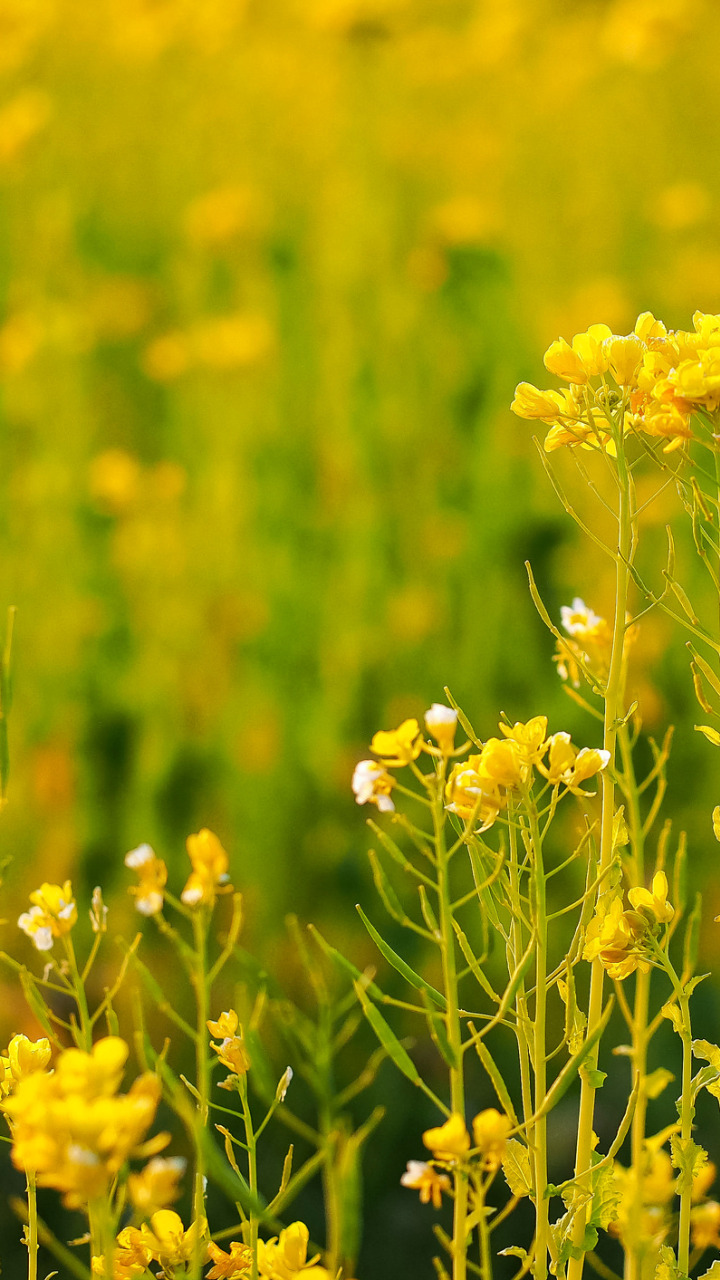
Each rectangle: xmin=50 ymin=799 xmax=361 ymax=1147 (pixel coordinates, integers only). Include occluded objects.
xmin=207 ymin=1239 xmax=253 ymax=1278
xmin=257 ymin=1220 xmax=329 ymax=1278
xmin=181 ymin=828 xmax=231 ymax=908
xmin=400 ymin=1159 xmax=451 ymax=1207
xmin=370 ymin=718 xmax=422 ymax=767
xmin=125 ymin=843 xmax=167 ymax=916
xmin=422 ymin=1112 xmax=470 ymax=1161
xmin=127 ymin=1155 xmax=186 ymax=1216
xmin=471 ymin=1108 xmax=512 ymax=1171
xmin=139 ymin=1210 xmax=207 ymax=1270
xmin=352 ymin=759 xmax=395 ymax=812
xmin=18 ymin=880 xmax=77 ymax=951
xmin=92 ymin=1225 xmax=152 ymax=1278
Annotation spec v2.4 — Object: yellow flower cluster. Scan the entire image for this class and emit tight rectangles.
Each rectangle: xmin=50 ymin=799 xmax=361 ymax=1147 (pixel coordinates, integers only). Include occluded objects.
xmin=93 ymin=1211 xmax=208 ymax=1278
xmin=6 ymin=1037 xmax=163 ymax=1208
xmin=512 ymin=311 xmax=720 ymax=454
xmin=583 ymin=872 xmax=674 ymax=980
xmin=18 ymin=880 xmax=77 ymax=951
xmin=352 ymin=705 xmax=459 ymax=812
xmin=125 ymin=828 xmax=232 ymax=915
xmin=420 ymin=1108 xmax=512 ymax=1172
xmin=207 ymin=1009 xmax=252 ymax=1081
xmin=445 ymin=717 xmax=609 ymax=831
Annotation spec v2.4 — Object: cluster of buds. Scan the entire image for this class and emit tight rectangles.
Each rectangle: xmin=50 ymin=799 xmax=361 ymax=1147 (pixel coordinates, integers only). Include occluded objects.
xmin=124 ymin=827 xmax=232 ymax=917
xmin=583 ymin=872 xmax=674 ymax=980
xmin=512 ymin=310 xmax=720 ymax=455
xmin=207 ymin=1009 xmax=252 ymax=1085
xmin=5 ymin=1036 xmax=164 ymax=1208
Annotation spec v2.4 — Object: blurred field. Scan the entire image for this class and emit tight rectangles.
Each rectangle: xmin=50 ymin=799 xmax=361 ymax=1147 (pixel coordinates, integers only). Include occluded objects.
xmin=2 ymin=1 xmax=720 ymax=1270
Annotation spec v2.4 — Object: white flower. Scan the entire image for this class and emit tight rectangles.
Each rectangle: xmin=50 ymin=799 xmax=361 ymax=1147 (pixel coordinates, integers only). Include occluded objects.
xmin=560 ymin=597 xmax=604 ymax=637
xmin=125 ymin=843 xmax=155 ymax=869
xmin=351 ymin=760 xmax=395 ymax=812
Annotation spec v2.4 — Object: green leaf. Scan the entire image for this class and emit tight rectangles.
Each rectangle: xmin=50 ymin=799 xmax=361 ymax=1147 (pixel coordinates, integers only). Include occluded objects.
xmin=654 ymin=1243 xmax=684 ymax=1280
xmin=19 ymin=969 xmax=56 ymax=1043
xmin=419 ymin=989 xmax=457 ymax=1070
xmin=352 ymin=980 xmax=419 ymax=1084
xmin=558 ymin=972 xmax=587 ymax=1056
xmin=587 ymin=1158 xmax=621 ymax=1231
xmin=356 ymin=904 xmax=446 ymax=1009
xmin=307 ymin=925 xmax=385 ymax=1002
xmin=644 ymin=1068 xmax=675 ymax=1100
xmin=661 ymin=1002 xmax=683 ymax=1036
xmin=502 ymin=1140 xmax=533 ymax=1197
xmin=670 ymin=1135 xmax=708 ymax=1195
xmin=580 ymin=1068 xmax=607 ymax=1089
xmin=697 ymin=1261 xmax=720 ymax=1280
xmin=693 ymin=1040 xmax=720 ymax=1070
xmin=452 ymin=918 xmax=500 ymax=1004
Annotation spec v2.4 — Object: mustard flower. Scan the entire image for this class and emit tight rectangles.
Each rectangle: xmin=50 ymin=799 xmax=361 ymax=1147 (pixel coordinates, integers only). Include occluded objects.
xmin=181 ymin=827 xmax=231 ymax=908
xmin=422 ymin=1113 xmax=470 ymax=1162
xmin=627 ymin=870 xmax=674 ymax=925
xmin=510 ymin=383 xmax=567 ymax=420
xmin=139 ymin=1210 xmax=208 ymax=1270
xmin=604 ymin=333 xmax=645 ymax=387
xmin=257 ymin=1221 xmax=330 ymax=1278
xmin=583 ymin=897 xmax=649 ymax=981
xmin=424 ymin=703 xmax=458 ymax=753
xmin=18 ymin=880 xmax=77 ymax=951
xmin=91 ymin=1226 xmax=152 ymax=1278
xmin=208 ymin=1009 xmax=251 ymax=1078
xmin=125 ymin=843 xmax=167 ymax=916
xmin=540 ymin=732 xmax=610 ymax=793
xmin=499 ymin=715 xmax=548 ymax=765
xmin=6 ymin=1037 xmax=163 ymax=1208
xmin=471 ymin=1108 xmax=512 ymax=1171
xmin=561 ymin=598 xmax=610 ymax=647
xmin=207 ymin=1239 xmax=253 ymax=1277
xmin=400 ymin=1159 xmax=451 ymax=1208
xmin=351 ymin=759 xmax=395 ymax=812
xmin=445 ymin=756 xmax=505 ymax=830
xmin=476 ymin=737 xmax=528 ymax=790
xmin=370 ymin=718 xmax=422 ymax=766
xmin=127 ymin=1155 xmax=186 ymax=1215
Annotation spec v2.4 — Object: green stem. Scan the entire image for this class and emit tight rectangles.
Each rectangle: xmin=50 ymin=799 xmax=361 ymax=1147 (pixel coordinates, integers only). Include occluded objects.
xmin=507 ymin=804 xmax=534 ymax=1138
xmin=567 ymin=439 xmax=633 ymax=1280
xmin=474 ymin=1176 xmax=493 ymax=1280
xmin=433 ymin=763 xmax=468 ymax=1280
xmin=63 ymin=935 xmax=92 ymax=1050
xmin=240 ymin=1074 xmax=259 ymax=1280
xmin=191 ymin=909 xmax=210 ymax=1280
xmin=526 ymin=802 xmax=548 ymax=1280
xmin=26 ymin=1172 xmax=37 ymax=1280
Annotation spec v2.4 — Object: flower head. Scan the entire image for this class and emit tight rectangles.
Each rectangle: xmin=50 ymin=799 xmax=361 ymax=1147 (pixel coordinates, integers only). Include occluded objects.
xmin=139 ymin=1210 xmax=207 ymax=1270
xmin=18 ymin=881 xmax=77 ymax=951
xmin=127 ymin=1155 xmax=186 ymax=1216
xmin=125 ymin=844 xmax=167 ymax=916
xmin=422 ymin=1113 xmax=470 ymax=1162
xmin=471 ymin=1108 xmax=512 ymax=1171
xmin=370 ymin=718 xmax=422 ymax=767
xmin=445 ymin=755 xmax=505 ymax=830
xmin=627 ymin=871 xmax=674 ymax=925
xmin=181 ymin=828 xmax=231 ymax=909
xmin=351 ymin=759 xmax=395 ymax=812
xmin=424 ymin=703 xmax=458 ymax=754
xmin=92 ymin=1226 xmax=152 ymax=1278
xmin=257 ymin=1221 xmax=329 ymax=1278
xmin=207 ymin=1239 xmax=253 ymax=1278
xmin=400 ymin=1159 xmax=451 ymax=1208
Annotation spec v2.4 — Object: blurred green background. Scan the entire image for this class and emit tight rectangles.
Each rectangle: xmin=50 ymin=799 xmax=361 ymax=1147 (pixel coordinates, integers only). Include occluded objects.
xmin=3 ymin=0 xmax=720 ymax=1272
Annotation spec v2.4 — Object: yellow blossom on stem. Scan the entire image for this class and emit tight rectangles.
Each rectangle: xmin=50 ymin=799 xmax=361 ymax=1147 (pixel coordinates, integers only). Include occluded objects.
xmin=257 ymin=1221 xmax=330 ymax=1278
xmin=424 ymin=703 xmax=458 ymax=754
xmin=127 ymin=1155 xmax=186 ymax=1215
xmin=445 ymin=756 xmax=505 ymax=830
xmin=6 ymin=1034 xmax=51 ymax=1083
xmin=125 ymin=843 xmax=167 ymax=916
xmin=400 ymin=1159 xmax=451 ymax=1207
xmin=423 ymin=1112 xmax=470 ymax=1162
xmin=471 ymin=1108 xmax=512 ymax=1171
xmin=510 ymin=383 xmax=567 ymax=419
xmin=628 ymin=870 xmax=674 ymax=924
xmin=477 ymin=737 xmax=528 ymax=789
xmin=604 ymin=333 xmax=645 ymax=387
xmin=207 ymin=1239 xmax=253 ymax=1277
xmin=583 ymin=897 xmax=649 ymax=981
xmin=92 ymin=1226 xmax=152 ymax=1278
xmin=207 ymin=1010 xmax=239 ymax=1038
xmin=18 ymin=880 xmax=77 ymax=951
xmin=370 ymin=718 xmax=422 ymax=767
xmin=498 ymin=715 xmax=548 ymax=766
xmin=139 ymin=1210 xmax=208 ymax=1270
xmin=181 ymin=828 xmax=231 ymax=908
xmin=351 ymin=759 xmax=395 ymax=812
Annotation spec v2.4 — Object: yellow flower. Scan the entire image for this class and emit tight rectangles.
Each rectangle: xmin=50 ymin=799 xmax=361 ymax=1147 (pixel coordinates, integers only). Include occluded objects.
xmin=18 ymin=881 xmax=77 ymax=951
xmin=352 ymin=759 xmax=395 ymax=812
xmin=400 ymin=1159 xmax=451 ymax=1208
xmin=560 ymin=598 xmax=611 ymax=648
xmin=6 ymin=1034 xmax=51 ymax=1082
xmin=127 ymin=1155 xmax=186 ymax=1216
xmin=510 ymin=383 xmax=567 ymax=419
xmin=139 ymin=1210 xmax=207 ymax=1269
xmin=583 ymin=896 xmax=648 ymax=981
xmin=92 ymin=1226 xmax=152 ymax=1278
xmin=211 ymin=1033 xmax=251 ymax=1078
xmin=471 ymin=1108 xmax=512 ymax=1171
xmin=498 ymin=716 xmax=548 ymax=765
xmin=370 ymin=718 xmax=422 ymax=767
xmin=627 ymin=870 xmax=674 ymax=924
xmin=181 ymin=828 xmax=231 ymax=908
xmin=6 ymin=1038 xmax=162 ymax=1209
xmin=445 ymin=756 xmax=505 ymax=830
xmin=424 ymin=703 xmax=458 ymax=754
xmin=125 ymin=843 xmax=167 ymax=916
xmin=604 ymin=334 xmax=645 ymax=387
xmin=543 ymin=336 xmax=590 ymax=383
xmin=207 ymin=1239 xmax=253 ymax=1278
xmin=257 ymin=1221 xmax=328 ymax=1278
xmin=540 ymin=733 xmax=610 ymax=793
xmin=477 ymin=737 xmax=527 ymax=789
xmin=423 ymin=1113 xmax=470 ymax=1162
xmin=207 ymin=1010 xmax=239 ymax=1038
